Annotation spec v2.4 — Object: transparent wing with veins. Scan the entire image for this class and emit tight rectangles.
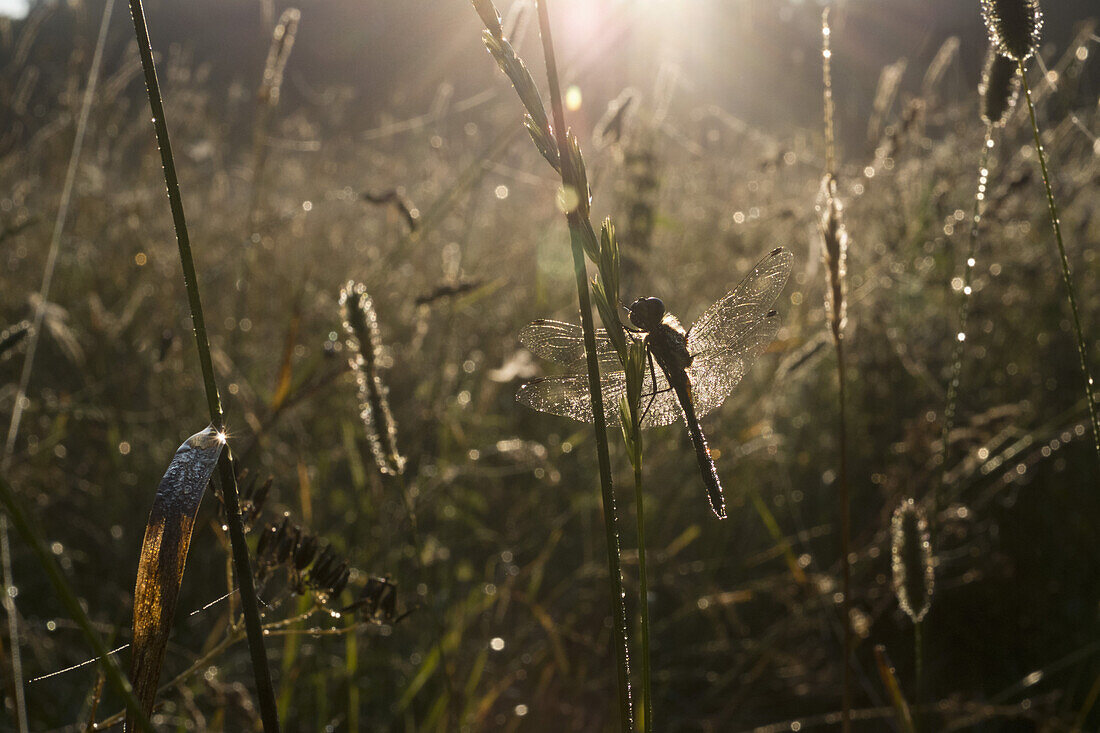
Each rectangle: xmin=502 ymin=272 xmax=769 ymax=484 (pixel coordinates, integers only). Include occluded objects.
xmin=517 ymin=321 xmax=680 ymax=428
xmin=687 ymin=247 xmax=792 ymax=418
xmin=517 ymin=247 xmax=793 ymax=428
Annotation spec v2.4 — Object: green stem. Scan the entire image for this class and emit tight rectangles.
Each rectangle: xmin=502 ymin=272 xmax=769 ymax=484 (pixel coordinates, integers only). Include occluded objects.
xmin=836 ymin=336 xmax=852 ymax=733
xmin=347 ymin=617 xmax=359 ymax=732
xmin=913 ymin=620 xmax=924 ymax=733
xmin=1018 ymin=62 xmax=1100 ymax=471
xmin=632 ymin=455 xmax=652 ymax=733
xmin=0 ymin=473 xmax=153 ymax=732
xmin=126 ymin=1 xmax=279 ymax=728
xmin=535 ymin=2 xmax=633 ymax=729
xmin=939 ymin=129 xmax=994 ymax=519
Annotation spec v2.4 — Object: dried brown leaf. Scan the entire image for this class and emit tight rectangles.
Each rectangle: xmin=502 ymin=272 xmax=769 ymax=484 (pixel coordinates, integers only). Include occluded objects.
xmin=127 ymin=426 xmax=224 ymax=728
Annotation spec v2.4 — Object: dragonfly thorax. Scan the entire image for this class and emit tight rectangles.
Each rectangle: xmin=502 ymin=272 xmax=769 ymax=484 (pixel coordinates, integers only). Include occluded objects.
xmin=627 ymin=296 xmax=666 ymax=331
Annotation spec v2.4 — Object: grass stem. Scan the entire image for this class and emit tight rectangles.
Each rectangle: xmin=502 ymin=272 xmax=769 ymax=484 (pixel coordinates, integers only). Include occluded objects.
xmin=914 ymin=619 xmax=924 ymax=732
xmin=632 ymin=457 xmax=652 ymax=732
xmin=0 ymin=2 xmax=117 ymax=726
xmin=939 ymin=128 xmax=994 ymax=517
xmin=1017 ymin=63 xmax=1100 ymax=472
xmin=836 ymin=337 xmax=853 ymax=733
xmin=127 ymin=1 xmax=279 ymax=727
xmin=535 ymin=2 xmax=633 ymax=728
xmin=821 ymin=11 xmax=851 ymax=731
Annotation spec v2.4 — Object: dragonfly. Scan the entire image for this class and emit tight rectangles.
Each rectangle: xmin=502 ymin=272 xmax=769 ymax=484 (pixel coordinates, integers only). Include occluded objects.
xmin=517 ymin=247 xmax=793 ymax=519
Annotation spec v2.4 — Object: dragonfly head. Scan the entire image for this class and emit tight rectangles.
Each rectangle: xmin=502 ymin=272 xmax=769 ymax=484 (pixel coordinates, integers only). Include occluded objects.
xmin=627 ymin=296 xmax=666 ymax=331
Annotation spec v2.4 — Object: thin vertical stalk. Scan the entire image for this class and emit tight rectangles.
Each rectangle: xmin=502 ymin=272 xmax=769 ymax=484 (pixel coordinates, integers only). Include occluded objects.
xmin=1018 ymin=64 xmax=1100 ymax=470
xmin=835 ymin=337 xmax=852 ymax=733
xmin=1 ymin=3 xmax=117 ymax=727
xmin=912 ymin=627 xmax=923 ymax=732
xmin=346 ymin=617 xmax=359 ymax=732
xmin=821 ymin=10 xmax=852 ymax=732
xmin=126 ymin=1 xmax=279 ymax=728
xmin=939 ymin=129 xmax=994 ymax=515
xmin=821 ymin=9 xmax=837 ymax=179
xmin=535 ymin=2 xmax=633 ymax=728
xmin=632 ymin=457 xmax=652 ymax=733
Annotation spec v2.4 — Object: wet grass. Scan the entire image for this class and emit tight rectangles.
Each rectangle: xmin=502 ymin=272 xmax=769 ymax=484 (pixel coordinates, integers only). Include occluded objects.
xmin=1 ymin=1 xmax=1100 ymax=730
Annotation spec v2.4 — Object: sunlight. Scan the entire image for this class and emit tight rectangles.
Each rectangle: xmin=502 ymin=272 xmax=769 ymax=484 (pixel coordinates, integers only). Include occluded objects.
xmin=0 ymin=0 xmax=28 ymax=20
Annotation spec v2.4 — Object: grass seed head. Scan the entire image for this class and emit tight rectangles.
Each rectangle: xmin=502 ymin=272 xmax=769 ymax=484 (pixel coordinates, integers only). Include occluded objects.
xmin=818 ymin=175 xmax=848 ymax=341
xmin=891 ymin=498 xmax=935 ymax=623
xmin=980 ymin=46 xmax=1020 ymax=126
xmin=340 ymin=281 xmax=406 ymax=476
xmin=471 ymin=0 xmax=504 ymax=40
xmin=981 ymin=0 xmax=1043 ymax=62
xmin=258 ymin=8 xmax=300 ymax=107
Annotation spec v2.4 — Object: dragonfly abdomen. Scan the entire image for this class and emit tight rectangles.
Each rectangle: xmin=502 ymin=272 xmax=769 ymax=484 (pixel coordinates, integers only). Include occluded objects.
xmin=673 ymin=380 xmax=726 ymax=519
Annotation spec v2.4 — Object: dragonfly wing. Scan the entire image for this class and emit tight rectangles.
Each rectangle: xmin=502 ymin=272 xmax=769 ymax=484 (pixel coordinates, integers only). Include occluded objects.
xmin=687 ymin=247 xmax=793 ymax=357
xmin=689 ymin=311 xmax=782 ymax=419
xmin=516 ymin=361 xmax=683 ymax=429
xmin=516 ymin=373 xmax=626 ymax=426
xmin=519 ymin=320 xmax=622 ymax=370
xmin=636 ymin=362 xmax=683 ymax=428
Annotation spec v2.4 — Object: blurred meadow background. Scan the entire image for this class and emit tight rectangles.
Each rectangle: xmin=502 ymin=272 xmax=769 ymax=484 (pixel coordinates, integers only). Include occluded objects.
xmin=2 ymin=0 xmax=1100 ymax=730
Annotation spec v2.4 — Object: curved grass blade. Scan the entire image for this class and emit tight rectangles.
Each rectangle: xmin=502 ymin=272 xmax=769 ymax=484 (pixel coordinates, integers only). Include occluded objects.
xmin=127 ymin=426 xmax=224 ymax=727
xmin=873 ymin=645 xmax=917 ymax=733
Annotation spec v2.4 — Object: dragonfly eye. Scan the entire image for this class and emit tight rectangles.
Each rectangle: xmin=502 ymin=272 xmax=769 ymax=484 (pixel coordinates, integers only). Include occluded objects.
xmin=628 ymin=297 xmax=665 ymax=329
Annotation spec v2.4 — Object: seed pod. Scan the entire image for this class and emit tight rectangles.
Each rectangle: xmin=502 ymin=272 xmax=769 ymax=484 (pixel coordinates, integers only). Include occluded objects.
xmin=269 ymin=514 xmax=290 ymax=558
xmin=321 ymin=560 xmax=349 ymax=590
xmin=981 ymin=0 xmax=1042 ymax=62
xmin=891 ymin=498 xmax=934 ymax=623
xmin=350 ymin=576 xmax=398 ymax=621
xmin=256 ymin=524 xmax=278 ymax=561
xmin=377 ymin=583 xmax=397 ymax=621
xmin=340 ymin=282 xmax=406 ymax=476
xmin=310 ymin=546 xmax=337 ymax=584
xmin=293 ymin=533 xmax=319 ymax=570
xmin=326 ymin=565 xmax=351 ymax=598
xmin=276 ymin=524 xmax=300 ymax=565
xmin=248 ymin=477 xmax=273 ymax=520
xmin=980 ymin=46 xmax=1020 ymax=127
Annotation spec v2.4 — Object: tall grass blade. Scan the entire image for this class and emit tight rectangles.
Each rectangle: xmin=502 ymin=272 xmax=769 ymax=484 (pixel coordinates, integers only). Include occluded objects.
xmin=126 ymin=0 xmax=280 ymax=727
xmin=127 ymin=427 xmax=224 ymax=727
xmin=0 ymin=1 xmax=117 ymax=727
xmin=1016 ymin=62 xmax=1100 ymax=471
xmin=534 ymin=2 xmax=633 ymax=727
xmin=873 ymin=645 xmax=917 ymax=733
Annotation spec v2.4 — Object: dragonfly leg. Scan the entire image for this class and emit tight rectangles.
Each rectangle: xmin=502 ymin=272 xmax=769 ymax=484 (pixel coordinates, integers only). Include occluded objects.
xmin=639 ymin=345 xmax=666 ymax=425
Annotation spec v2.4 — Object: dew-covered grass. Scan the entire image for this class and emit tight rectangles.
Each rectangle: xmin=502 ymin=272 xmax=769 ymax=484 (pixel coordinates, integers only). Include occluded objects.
xmin=2 ymin=1 xmax=1100 ymax=730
